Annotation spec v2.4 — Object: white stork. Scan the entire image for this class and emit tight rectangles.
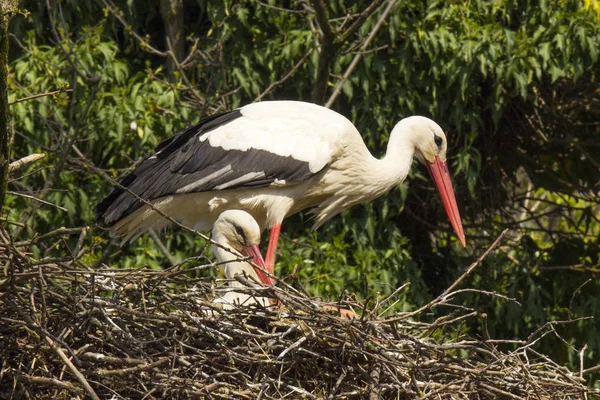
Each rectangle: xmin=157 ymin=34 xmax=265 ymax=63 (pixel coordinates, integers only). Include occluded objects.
xmin=210 ymin=210 xmax=271 ymax=308
xmin=96 ymin=101 xmax=465 ymax=275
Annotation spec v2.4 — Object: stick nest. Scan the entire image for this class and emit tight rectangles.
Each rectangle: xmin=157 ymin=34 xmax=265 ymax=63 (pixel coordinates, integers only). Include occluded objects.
xmin=1 ymin=236 xmax=597 ymax=399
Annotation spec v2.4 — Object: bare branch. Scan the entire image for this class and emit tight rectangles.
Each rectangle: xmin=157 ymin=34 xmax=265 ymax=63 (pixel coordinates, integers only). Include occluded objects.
xmin=380 ymin=229 xmax=509 ymax=323
xmin=337 ymin=0 xmax=385 ymax=43
xmin=7 ymin=190 xmax=68 ymax=211
xmin=9 ymin=88 xmax=72 ymax=105
xmin=8 ymin=153 xmax=45 ymax=174
xmin=325 ymin=0 xmax=398 ymax=108
xmin=255 ymin=49 xmax=313 ymax=102
xmin=44 ymin=336 xmax=100 ymax=400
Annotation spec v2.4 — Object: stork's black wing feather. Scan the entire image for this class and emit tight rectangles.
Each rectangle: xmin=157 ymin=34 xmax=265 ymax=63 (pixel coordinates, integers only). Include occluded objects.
xmin=95 ymin=109 xmax=316 ymax=226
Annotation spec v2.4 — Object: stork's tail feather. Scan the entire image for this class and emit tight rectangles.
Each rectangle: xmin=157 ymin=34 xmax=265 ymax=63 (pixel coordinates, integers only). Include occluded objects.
xmin=309 ymin=196 xmax=348 ymax=231
xmin=107 ymin=200 xmax=174 ymax=243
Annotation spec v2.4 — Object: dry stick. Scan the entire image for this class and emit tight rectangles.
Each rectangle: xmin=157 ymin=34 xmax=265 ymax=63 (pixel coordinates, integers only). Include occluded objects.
xmin=16 ymin=375 xmax=84 ymax=395
xmin=582 ymin=364 xmax=600 ymax=376
xmin=379 ymin=229 xmax=509 ymax=323
xmin=7 ymin=190 xmax=68 ymax=211
xmin=579 ymin=344 xmax=588 ymax=380
xmin=148 ymin=228 xmax=177 ymax=267
xmin=325 ymin=0 xmax=398 ymax=108
xmin=326 ymin=370 xmax=347 ymax=400
xmin=368 ymin=364 xmax=381 ymax=400
xmin=8 ymin=153 xmax=45 ymax=173
xmin=373 ymin=282 xmax=410 ymax=314
xmin=276 ymin=336 xmax=308 ymax=360
xmin=479 ymin=382 xmax=523 ymax=400
xmin=254 ymin=48 xmax=314 ymax=102
xmin=9 ymin=89 xmax=72 ymax=105
xmin=569 ymin=278 xmax=591 ymax=320
xmin=44 ymin=336 xmax=100 ymax=400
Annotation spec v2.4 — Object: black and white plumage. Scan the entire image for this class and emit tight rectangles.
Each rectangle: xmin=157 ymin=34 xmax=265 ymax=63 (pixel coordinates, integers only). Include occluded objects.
xmin=96 ymin=101 xmax=465 ymax=274
xmin=96 ymin=109 xmax=315 ymax=227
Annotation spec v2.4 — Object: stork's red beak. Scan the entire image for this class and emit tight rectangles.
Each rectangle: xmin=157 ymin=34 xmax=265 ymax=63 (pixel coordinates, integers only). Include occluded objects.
xmin=241 ymin=245 xmax=273 ymax=285
xmin=426 ymin=156 xmax=466 ymax=247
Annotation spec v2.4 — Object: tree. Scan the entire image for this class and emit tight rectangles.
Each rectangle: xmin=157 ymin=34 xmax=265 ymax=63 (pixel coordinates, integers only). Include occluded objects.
xmin=0 ymin=0 xmax=20 ymax=214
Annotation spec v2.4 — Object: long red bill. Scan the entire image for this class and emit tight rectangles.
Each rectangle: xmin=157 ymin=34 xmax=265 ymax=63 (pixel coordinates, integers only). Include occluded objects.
xmin=426 ymin=156 xmax=466 ymax=247
xmin=241 ymin=245 xmax=273 ymax=285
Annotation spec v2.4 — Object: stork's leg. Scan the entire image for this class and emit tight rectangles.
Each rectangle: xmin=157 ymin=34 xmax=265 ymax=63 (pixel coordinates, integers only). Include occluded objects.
xmin=265 ymin=223 xmax=281 ymax=275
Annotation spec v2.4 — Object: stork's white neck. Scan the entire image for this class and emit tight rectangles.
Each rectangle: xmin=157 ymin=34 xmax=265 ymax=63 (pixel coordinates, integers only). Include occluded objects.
xmin=212 ymin=240 xmax=257 ymax=287
xmin=361 ymin=125 xmax=416 ymax=196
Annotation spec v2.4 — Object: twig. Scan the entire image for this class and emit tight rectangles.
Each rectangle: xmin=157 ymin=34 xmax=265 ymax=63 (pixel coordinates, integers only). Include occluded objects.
xmin=579 ymin=344 xmax=588 ymax=380
xmin=255 ymin=48 xmax=313 ymax=102
xmin=583 ymin=364 xmax=600 ymax=376
xmin=368 ymin=364 xmax=381 ymax=400
xmin=8 ymin=153 xmax=46 ymax=173
xmin=7 ymin=190 xmax=68 ymax=211
xmin=326 ymin=369 xmax=347 ymax=400
xmin=337 ymin=0 xmax=386 ymax=43
xmin=44 ymin=336 xmax=100 ymax=400
xmin=478 ymin=382 xmax=522 ymax=400
xmin=325 ymin=0 xmax=398 ymax=108
xmin=569 ymin=279 xmax=592 ymax=319
xmin=148 ymin=229 xmax=177 ymax=266
xmin=276 ymin=336 xmax=309 ymax=361
xmin=9 ymin=89 xmax=72 ymax=105
xmin=16 ymin=375 xmax=84 ymax=395
xmin=380 ymin=229 xmax=509 ymax=323
xmin=0 ymin=217 xmax=25 ymax=227
xmin=257 ymin=1 xmax=306 ymax=14
xmin=101 ymin=0 xmax=168 ymax=57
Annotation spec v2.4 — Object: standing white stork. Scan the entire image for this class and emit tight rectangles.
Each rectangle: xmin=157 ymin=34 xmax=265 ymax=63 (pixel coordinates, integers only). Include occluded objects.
xmin=96 ymin=101 xmax=465 ymax=275
xmin=210 ymin=210 xmax=271 ymax=308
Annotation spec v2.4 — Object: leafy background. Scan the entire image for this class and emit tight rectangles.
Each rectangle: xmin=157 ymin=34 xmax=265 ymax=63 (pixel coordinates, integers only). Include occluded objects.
xmin=5 ymin=0 xmax=600 ymax=384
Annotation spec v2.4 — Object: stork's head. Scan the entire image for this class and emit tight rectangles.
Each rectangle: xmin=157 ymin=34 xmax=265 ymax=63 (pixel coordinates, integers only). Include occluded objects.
xmin=213 ymin=210 xmax=271 ymax=284
xmin=392 ymin=116 xmax=466 ymax=247
xmin=393 ymin=116 xmax=448 ymax=163
xmin=214 ymin=210 xmax=262 ymax=250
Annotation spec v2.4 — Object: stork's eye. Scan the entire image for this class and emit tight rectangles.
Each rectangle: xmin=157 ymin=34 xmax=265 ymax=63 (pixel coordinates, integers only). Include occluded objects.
xmin=234 ymin=225 xmax=247 ymax=242
xmin=434 ymin=135 xmax=443 ymax=149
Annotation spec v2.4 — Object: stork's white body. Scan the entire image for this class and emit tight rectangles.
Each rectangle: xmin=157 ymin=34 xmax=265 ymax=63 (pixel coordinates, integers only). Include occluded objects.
xmin=97 ymin=100 xmax=465 ymax=275
xmin=111 ymin=101 xmax=413 ymax=237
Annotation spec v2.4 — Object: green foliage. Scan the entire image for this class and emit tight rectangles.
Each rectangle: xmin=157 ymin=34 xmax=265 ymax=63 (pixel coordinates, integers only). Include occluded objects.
xmin=5 ymin=0 xmax=599 ymax=385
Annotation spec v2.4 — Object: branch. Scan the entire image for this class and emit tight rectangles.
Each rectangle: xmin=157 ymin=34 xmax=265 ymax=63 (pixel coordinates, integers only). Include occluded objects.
xmin=101 ymin=0 xmax=168 ymax=57
xmin=310 ymin=0 xmax=337 ymax=104
xmin=44 ymin=336 xmax=100 ymax=400
xmin=255 ymin=49 xmax=313 ymax=102
xmin=325 ymin=0 xmax=398 ymax=108
xmin=8 ymin=153 xmax=45 ymax=174
xmin=148 ymin=228 xmax=177 ymax=266
xmin=337 ymin=0 xmax=385 ymax=43
xmin=9 ymin=88 xmax=72 ymax=105
xmin=379 ymin=229 xmax=509 ymax=323
xmin=7 ymin=190 xmax=68 ymax=211
xmin=0 ymin=0 xmax=21 ymax=215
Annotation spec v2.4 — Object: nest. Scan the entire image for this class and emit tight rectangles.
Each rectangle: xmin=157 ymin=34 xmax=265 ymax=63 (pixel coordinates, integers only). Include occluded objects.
xmin=1 ymin=230 xmax=597 ymax=400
